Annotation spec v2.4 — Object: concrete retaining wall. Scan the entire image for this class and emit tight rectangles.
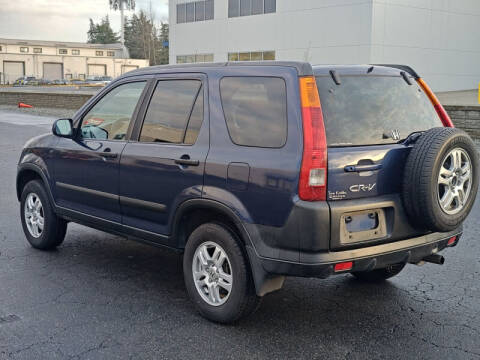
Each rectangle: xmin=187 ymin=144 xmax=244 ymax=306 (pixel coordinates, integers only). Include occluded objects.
xmin=0 ymin=90 xmax=94 ymax=109
xmin=445 ymin=106 xmax=480 ymax=139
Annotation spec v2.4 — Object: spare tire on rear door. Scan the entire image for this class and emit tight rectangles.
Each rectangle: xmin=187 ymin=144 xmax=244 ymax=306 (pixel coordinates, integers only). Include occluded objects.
xmin=402 ymin=127 xmax=478 ymax=232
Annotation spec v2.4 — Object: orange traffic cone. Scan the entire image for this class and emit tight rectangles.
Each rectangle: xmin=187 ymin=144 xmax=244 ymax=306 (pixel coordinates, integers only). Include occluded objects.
xmin=18 ymin=103 xmax=33 ymax=108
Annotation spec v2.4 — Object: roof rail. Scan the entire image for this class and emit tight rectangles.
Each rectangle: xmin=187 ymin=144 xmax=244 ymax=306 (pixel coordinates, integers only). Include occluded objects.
xmin=371 ymin=64 xmax=420 ymax=79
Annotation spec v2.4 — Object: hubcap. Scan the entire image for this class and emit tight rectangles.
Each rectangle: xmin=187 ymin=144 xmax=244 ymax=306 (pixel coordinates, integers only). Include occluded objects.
xmin=24 ymin=193 xmax=44 ymax=238
xmin=192 ymin=241 xmax=233 ymax=306
xmin=438 ymin=148 xmax=472 ymax=215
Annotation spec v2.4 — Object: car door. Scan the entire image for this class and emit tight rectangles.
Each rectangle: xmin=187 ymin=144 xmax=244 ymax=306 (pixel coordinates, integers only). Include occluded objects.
xmin=119 ymin=74 xmax=209 ymax=241
xmin=53 ymin=79 xmax=149 ymax=223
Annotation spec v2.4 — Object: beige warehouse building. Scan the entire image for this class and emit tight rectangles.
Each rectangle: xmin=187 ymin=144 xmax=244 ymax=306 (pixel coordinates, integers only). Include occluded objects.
xmin=0 ymin=38 xmax=149 ymax=84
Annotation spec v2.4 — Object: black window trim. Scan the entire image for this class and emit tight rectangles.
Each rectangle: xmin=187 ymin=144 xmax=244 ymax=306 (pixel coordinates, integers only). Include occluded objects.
xmin=219 ymin=75 xmax=288 ymax=149
xmin=74 ymin=77 xmax=151 ymax=142
xmin=131 ymin=74 xmax=207 ymax=147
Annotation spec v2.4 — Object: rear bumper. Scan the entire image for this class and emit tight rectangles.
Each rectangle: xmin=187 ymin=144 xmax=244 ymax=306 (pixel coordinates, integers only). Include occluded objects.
xmin=255 ymin=229 xmax=462 ymax=278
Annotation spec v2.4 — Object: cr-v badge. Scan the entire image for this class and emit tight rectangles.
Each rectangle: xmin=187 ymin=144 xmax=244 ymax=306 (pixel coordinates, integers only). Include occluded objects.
xmin=350 ymin=183 xmax=376 ymax=192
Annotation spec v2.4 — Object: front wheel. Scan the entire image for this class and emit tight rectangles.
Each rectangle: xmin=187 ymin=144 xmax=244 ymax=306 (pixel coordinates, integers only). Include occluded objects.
xmin=20 ymin=180 xmax=67 ymax=250
xmin=183 ymin=223 xmax=260 ymax=324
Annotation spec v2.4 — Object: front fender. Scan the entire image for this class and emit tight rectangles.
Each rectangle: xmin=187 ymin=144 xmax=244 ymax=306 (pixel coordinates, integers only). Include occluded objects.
xmin=16 ymin=161 xmax=55 ymax=206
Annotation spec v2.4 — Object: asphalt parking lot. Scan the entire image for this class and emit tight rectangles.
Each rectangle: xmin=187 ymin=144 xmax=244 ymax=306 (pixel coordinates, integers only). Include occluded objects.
xmin=0 ymin=110 xmax=479 ymax=359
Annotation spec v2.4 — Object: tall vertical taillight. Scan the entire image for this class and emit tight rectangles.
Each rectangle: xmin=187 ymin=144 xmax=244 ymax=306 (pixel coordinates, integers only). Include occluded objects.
xmin=416 ymin=78 xmax=454 ymax=127
xmin=298 ymin=76 xmax=327 ymax=201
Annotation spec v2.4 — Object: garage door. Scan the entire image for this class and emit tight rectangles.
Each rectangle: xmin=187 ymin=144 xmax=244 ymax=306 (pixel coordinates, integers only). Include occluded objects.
xmin=43 ymin=63 xmax=63 ymax=81
xmin=121 ymin=65 xmax=139 ymax=74
xmin=3 ymin=61 xmax=25 ymax=84
xmin=88 ymin=64 xmax=106 ymax=76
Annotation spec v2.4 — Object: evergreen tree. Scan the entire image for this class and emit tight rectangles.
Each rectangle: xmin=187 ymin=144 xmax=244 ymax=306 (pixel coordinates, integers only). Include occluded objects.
xmin=87 ymin=16 xmax=120 ymax=44
xmin=124 ymin=10 xmax=169 ymax=65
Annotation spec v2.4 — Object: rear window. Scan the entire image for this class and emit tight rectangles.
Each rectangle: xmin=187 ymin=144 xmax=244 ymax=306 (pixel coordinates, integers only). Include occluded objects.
xmin=315 ymin=75 xmax=442 ymax=146
xmin=220 ymin=77 xmax=287 ymax=148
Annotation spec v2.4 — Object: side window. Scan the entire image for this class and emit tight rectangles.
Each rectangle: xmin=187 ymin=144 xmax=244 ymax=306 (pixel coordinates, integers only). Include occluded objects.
xmin=139 ymin=80 xmax=203 ymax=144
xmin=81 ymin=81 xmax=146 ymax=141
xmin=220 ymin=77 xmax=287 ymax=148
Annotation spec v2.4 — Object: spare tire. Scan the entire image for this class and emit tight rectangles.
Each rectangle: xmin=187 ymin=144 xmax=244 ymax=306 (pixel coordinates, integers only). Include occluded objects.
xmin=402 ymin=127 xmax=478 ymax=232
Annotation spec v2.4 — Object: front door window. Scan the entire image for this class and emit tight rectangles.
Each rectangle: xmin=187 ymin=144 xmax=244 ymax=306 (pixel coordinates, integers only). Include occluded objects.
xmin=81 ymin=81 xmax=146 ymax=141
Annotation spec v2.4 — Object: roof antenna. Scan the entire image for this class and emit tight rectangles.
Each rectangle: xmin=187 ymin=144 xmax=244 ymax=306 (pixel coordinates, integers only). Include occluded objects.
xmin=367 ymin=66 xmax=374 ymax=73
xmin=329 ymin=70 xmax=341 ymax=85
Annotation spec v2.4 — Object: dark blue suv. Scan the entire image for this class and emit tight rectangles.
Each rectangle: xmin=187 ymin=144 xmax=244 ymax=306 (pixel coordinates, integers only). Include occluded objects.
xmin=17 ymin=62 xmax=478 ymax=323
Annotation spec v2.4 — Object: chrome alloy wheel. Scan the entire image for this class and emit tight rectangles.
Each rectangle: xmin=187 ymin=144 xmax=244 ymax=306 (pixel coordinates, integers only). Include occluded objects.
xmin=192 ymin=241 xmax=233 ymax=306
xmin=438 ymin=148 xmax=472 ymax=215
xmin=24 ymin=193 xmax=44 ymax=238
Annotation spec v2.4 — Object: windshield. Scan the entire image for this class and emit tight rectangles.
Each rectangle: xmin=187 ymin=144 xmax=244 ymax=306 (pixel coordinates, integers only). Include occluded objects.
xmin=316 ymin=75 xmax=442 ymax=146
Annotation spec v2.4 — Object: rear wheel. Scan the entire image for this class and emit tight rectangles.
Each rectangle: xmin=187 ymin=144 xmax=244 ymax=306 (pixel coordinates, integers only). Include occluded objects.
xmin=20 ymin=180 xmax=67 ymax=250
xmin=352 ymin=263 xmax=405 ymax=283
xmin=183 ymin=223 xmax=260 ymax=324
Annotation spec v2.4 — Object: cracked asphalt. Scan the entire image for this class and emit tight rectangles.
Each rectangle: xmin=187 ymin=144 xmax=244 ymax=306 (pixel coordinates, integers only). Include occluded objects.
xmin=0 ymin=110 xmax=479 ymax=359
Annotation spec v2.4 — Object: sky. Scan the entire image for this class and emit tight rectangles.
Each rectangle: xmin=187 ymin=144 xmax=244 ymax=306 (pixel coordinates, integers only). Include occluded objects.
xmin=0 ymin=0 xmax=169 ymax=43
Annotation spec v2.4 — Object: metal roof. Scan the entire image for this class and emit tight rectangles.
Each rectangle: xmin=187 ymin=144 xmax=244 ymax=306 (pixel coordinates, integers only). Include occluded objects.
xmin=0 ymin=38 xmax=123 ymax=50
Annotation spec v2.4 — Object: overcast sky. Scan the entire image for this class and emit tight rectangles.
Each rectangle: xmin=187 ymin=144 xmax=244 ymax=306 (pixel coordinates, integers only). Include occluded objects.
xmin=0 ymin=0 xmax=169 ymax=43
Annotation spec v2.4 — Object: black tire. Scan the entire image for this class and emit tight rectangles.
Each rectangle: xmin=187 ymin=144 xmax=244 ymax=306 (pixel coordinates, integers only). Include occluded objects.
xmin=183 ymin=222 xmax=261 ymax=324
xmin=352 ymin=263 xmax=405 ymax=283
xmin=20 ymin=180 xmax=67 ymax=250
xmin=402 ymin=127 xmax=478 ymax=232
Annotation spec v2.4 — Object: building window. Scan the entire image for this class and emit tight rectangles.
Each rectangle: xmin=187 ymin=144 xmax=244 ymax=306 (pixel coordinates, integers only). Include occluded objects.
xmin=59 ymin=49 xmax=67 ymax=54
xmin=228 ymin=0 xmax=275 ymax=17
xmin=107 ymin=51 xmax=115 ymax=56
xmin=72 ymin=49 xmax=80 ymax=55
xmin=20 ymin=47 xmax=29 ymax=53
xmin=33 ymin=48 xmax=42 ymax=54
xmin=177 ymin=0 xmax=213 ymax=23
xmin=96 ymin=51 xmax=104 ymax=56
xmin=228 ymin=50 xmax=275 ymax=61
xmin=177 ymin=53 xmax=214 ymax=64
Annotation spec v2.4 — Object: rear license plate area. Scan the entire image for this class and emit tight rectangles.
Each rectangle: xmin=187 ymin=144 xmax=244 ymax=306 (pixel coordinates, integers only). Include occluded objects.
xmin=340 ymin=209 xmax=387 ymax=244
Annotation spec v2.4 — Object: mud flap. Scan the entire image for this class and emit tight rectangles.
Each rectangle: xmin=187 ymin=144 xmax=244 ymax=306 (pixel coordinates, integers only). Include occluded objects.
xmin=245 ymin=245 xmax=285 ymax=297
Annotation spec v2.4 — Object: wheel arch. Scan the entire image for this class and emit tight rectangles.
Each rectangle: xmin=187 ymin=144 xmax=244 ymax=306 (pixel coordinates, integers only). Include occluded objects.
xmin=172 ymin=199 xmax=285 ymax=296
xmin=172 ymin=199 xmax=253 ymax=250
xmin=17 ymin=164 xmax=55 ymax=206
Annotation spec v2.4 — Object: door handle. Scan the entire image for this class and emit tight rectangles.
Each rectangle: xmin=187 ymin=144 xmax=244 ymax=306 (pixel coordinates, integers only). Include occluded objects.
xmin=100 ymin=151 xmax=118 ymax=159
xmin=175 ymin=155 xmax=199 ymax=166
xmin=344 ymin=164 xmax=382 ymax=172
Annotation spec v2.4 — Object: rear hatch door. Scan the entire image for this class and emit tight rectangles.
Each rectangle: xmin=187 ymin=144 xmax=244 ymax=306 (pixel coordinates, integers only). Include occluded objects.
xmin=315 ymin=67 xmax=444 ymax=250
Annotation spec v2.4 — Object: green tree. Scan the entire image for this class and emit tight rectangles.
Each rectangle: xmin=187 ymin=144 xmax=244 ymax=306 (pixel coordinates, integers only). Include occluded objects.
xmin=87 ymin=16 xmax=120 ymax=44
xmin=124 ymin=10 xmax=169 ymax=65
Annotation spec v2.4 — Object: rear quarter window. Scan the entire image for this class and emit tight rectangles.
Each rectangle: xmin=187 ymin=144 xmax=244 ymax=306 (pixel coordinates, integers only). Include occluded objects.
xmin=316 ymin=75 xmax=442 ymax=146
xmin=220 ymin=77 xmax=287 ymax=148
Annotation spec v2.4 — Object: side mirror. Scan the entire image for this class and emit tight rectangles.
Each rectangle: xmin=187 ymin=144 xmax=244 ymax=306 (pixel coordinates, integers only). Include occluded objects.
xmin=52 ymin=118 xmax=73 ymax=138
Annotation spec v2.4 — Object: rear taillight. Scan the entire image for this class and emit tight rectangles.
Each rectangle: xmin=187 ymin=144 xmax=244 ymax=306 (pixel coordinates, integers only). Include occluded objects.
xmin=416 ymin=78 xmax=454 ymax=128
xmin=298 ymin=76 xmax=327 ymax=201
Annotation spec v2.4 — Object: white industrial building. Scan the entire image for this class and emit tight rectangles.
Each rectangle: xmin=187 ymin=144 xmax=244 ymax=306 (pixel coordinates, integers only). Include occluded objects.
xmin=169 ymin=0 xmax=480 ymax=91
xmin=0 ymin=38 xmax=149 ymax=84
